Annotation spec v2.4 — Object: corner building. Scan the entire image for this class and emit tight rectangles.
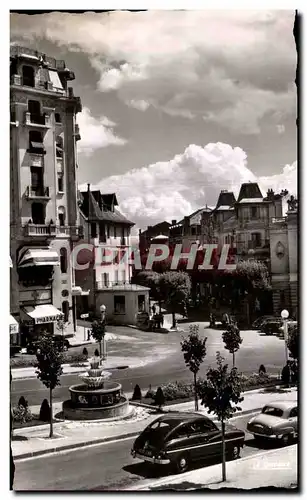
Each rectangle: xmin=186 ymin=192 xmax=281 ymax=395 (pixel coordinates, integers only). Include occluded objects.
xmin=10 ymin=46 xmax=83 ymax=345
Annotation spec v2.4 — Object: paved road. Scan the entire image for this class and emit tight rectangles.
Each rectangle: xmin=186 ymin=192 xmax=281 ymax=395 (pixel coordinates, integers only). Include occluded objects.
xmin=13 ymin=413 xmax=289 ymax=491
xmin=11 ymin=327 xmax=286 ymax=407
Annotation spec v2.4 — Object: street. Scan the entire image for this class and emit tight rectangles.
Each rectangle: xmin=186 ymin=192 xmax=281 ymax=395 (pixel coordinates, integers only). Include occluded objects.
xmin=11 ymin=325 xmax=287 ymax=407
xmin=13 ymin=413 xmax=292 ymax=491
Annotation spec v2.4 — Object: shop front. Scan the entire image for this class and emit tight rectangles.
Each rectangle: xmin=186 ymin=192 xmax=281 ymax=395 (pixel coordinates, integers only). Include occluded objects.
xmin=20 ymin=304 xmax=64 ymax=344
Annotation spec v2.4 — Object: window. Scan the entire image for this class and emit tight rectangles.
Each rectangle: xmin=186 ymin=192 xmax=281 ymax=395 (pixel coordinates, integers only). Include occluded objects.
xmin=102 ymin=273 xmax=109 ymax=287
xmin=31 ymin=202 xmax=45 ymax=224
xmin=99 ymin=223 xmax=106 ymax=243
xmin=22 ymin=65 xmax=35 ymax=87
xmin=107 ymin=225 xmax=110 ymax=238
xmin=60 ymin=248 xmax=68 ymax=273
xmin=55 ymin=113 xmax=61 ymax=123
xmin=138 ymin=295 xmax=145 ymax=312
xmin=114 ymin=269 xmax=119 ymax=283
xmin=289 ymin=407 xmax=298 ymax=418
xmin=121 ymin=270 xmax=126 ymax=283
xmin=56 ymin=136 xmax=63 ymax=158
xmin=114 ymin=295 xmax=125 ymax=314
xmin=251 ymin=232 xmax=262 ymax=248
xmin=62 ymin=301 xmax=70 ymax=322
xmin=29 ymin=131 xmax=44 ymax=154
xmin=91 ymin=223 xmax=97 ymax=238
xmin=114 ymin=226 xmax=117 ymax=238
xmin=58 ymin=206 xmax=66 ymax=227
xmin=30 ymin=167 xmax=44 ymax=191
xmin=262 ymin=406 xmax=283 ymax=418
xmin=28 ymin=99 xmax=43 ymax=124
xmin=121 ymin=227 xmax=125 ymax=245
xmin=250 ymin=206 xmax=259 ymax=219
xmin=57 ymin=174 xmax=64 ymax=193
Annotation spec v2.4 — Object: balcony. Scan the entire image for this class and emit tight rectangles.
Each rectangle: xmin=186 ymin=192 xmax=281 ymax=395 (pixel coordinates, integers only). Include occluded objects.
xmin=23 ymin=224 xmax=83 ymax=239
xmin=74 ymin=123 xmax=81 ymax=141
xmin=29 ymin=153 xmax=44 ymax=168
xmin=236 ymin=240 xmax=270 ymax=254
xmin=96 ymin=281 xmax=133 ymax=290
xmin=26 ymin=186 xmax=50 ymax=200
xmin=25 ymin=111 xmax=51 ymax=128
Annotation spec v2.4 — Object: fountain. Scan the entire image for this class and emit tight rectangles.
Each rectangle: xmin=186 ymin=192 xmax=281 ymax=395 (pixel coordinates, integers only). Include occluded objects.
xmin=62 ymin=356 xmax=129 ymax=420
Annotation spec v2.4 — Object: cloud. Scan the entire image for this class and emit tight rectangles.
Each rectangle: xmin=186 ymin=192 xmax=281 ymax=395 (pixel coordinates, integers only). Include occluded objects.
xmin=77 ymin=107 xmax=127 ymax=156
xmin=125 ymin=99 xmax=150 ymax=111
xmin=10 ymin=10 xmax=296 ymax=135
xmin=79 ymin=142 xmax=297 ymax=230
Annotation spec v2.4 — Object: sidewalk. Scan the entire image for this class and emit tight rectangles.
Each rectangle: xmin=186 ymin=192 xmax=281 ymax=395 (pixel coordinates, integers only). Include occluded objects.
xmin=127 ymin=445 xmax=297 ymax=491
xmin=11 ymin=387 xmax=297 ymax=460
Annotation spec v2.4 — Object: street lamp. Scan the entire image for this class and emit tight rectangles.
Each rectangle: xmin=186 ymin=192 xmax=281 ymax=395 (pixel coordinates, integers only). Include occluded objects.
xmin=281 ymin=309 xmax=289 ymax=364
xmin=100 ymin=304 xmax=107 ymax=360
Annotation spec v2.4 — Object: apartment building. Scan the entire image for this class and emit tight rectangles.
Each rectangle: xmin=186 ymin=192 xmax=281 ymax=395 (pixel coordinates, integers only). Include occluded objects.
xmin=76 ymin=186 xmax=150 ymax=325
xmin=10 ymin=46 xmax=84 ymax=345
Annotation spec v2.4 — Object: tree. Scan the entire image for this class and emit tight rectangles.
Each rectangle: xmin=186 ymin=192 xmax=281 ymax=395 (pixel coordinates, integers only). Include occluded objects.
xmin=160 ymin=271 xmax=191 ymax=328
xmin=287 ymin=324 xmax=298 ymax=361
xmin=132 ymin=384 xmax=142 ymax=401
xmin=154 ymin=387 xmax=165 ymax=411
xmin=56 ymin=318 xmax=69 ymax=350
xmin=91 ymin=320 xmax=106 ymax=358
xmin=222 ymin=323 xmax=243 ymax=367
xmin=198 ymin=352 xmax=243 ymax=482
xmin=35 ymin=333 xmax=63 ymax=438
xmin=181 ymin=324 xmax=207 ymax=411
xmin=133 ymin=271 xmax=163 ymax=311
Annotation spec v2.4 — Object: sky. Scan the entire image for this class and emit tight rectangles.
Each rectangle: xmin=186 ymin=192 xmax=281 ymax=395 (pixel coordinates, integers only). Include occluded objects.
xmin=10 ymin=10 xmax=297 ymax=231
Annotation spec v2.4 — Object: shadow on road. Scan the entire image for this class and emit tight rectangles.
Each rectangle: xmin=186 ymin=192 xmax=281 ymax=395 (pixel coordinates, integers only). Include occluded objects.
xmin=11 ymin=435 xmax=28 ymax=441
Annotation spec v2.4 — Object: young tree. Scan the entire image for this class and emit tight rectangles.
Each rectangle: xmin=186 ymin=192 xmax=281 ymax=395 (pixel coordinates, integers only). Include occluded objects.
xmin=91 ymin=320 xmax=105 ymax=358
xmin=198 ymin=352 xmax=243 ymax=482
xmin=222 ymin=323 xmax=243 ymax=367
xmin=181 ymin=324 xmax=207 ymax=411
xmin=56 ymin=318 xmax=69 ymax=350
xmin=35 ymin=333 xmax=63 ymax=438
xmin=160 ymin=271 xmax=191 ymax=328
xmin=154 ymin=387 xmax=165 ymax=411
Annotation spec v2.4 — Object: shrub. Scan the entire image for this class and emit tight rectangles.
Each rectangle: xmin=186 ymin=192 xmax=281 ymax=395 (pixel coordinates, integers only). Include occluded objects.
xmin=258 ymin=364 xmax=266 ymax=375
xmin=39 ymin=399 xmax=51 ymax=422
xmin=62 ymin=353 xmax=86 ymax=364
xmin=154 ymin=387 xmax=165 ymax=409
xmin=82 ymin=347 xmax=89 ymax=358
xmin=161 ymin=381 xmax=194 ymax=401
xmin=10 ymin=358 xmax=36 ymax=368
xmin=18 ymin=396 xmax=28 ymax=408
xmin=132 ymin=384 xmax=142 ymax=401
xmin=145 ymin=385 xmax=155 ymax=399
xmin=94 ymin=348 xmax=100 ymax=357
xmin=12 ymin=404 xmax=32 ymax=424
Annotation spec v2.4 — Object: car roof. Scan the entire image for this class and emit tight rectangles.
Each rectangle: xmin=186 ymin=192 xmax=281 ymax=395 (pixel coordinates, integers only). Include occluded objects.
xmin=264 ymin=400 xmax=297 ymax=411
xmin=156 ymin=412 xmax=210 ymax=425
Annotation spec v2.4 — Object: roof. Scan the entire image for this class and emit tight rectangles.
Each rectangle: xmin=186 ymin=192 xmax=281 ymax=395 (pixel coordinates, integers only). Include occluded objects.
xmin=238 ymin=198 xmax=264 ymax=204
xmin=216 ymin=206 xmax=235 ymax=211
xmin=264 ymin=400 xmax=297 ymax=411
xmin=79 ymin=191 xmax=134 ymax=226
xmin=216 ymin=191 xmax=236 ymax=209
xmin=157 ymin=412 xmax=210 ymax=424
xmin=178 ymin=206 xmax=213 ymax=225
xmin=237 ymin=182 xmax=263 ymax=202
xmin=152 ymin=234 xmax=169 ymax=240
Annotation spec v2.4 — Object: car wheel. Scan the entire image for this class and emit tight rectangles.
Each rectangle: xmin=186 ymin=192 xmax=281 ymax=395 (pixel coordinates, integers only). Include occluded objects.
xmin=281 ymin=434 xmax=292 ymax=447
xmin=175 ymin=454 xmax=189 ymax=474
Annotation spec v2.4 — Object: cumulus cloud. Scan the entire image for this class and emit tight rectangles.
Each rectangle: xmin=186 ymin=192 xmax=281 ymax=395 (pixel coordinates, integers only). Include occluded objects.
xmin=10 ymin=10 xmax=296 ymax=135
xmin=77 ymin=107 xmax=127 ymax=156
xmin=125 ymin=99 xmax=150 ymax=111
xmin=79 ymin=142 xmax=297 ymax=230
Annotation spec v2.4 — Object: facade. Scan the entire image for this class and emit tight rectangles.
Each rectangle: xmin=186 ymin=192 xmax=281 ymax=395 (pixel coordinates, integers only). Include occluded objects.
xmin=76 ymin=186 xmax=150 ymax=325
xmin=169 ymin=207 xmax=213 ymax=247
xmin=10 ymin=46 xmax=83 ymax=345
xmin=139 ymin=221 xmax=172 ymax=251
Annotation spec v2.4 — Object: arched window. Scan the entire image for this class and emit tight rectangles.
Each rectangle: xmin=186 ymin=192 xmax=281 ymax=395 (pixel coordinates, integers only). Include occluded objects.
xmin=22 ymin=65 xmax=35 ymax=87
xmin=58 ymin=206 xmax=66 ymax=226
xmin=62 ymin=301 xmax=70 ymax=322
xmin=60 ymin=248 xmax=68 ymax=273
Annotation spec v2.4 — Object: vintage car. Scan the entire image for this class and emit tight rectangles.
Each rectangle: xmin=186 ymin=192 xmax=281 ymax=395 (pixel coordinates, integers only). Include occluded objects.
xmin=247 ymin=400 xmax=298 ymax=446
xmin=131 ymin=412 xmax=245 ymax=473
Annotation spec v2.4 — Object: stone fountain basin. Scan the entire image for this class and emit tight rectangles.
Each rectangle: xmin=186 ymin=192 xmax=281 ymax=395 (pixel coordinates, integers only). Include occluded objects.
xmin=79 ymin=371 xmax=112 ymax=387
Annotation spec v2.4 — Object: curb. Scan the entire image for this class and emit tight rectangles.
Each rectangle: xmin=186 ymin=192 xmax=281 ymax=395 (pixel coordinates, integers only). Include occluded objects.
xmin=12 ymin=407 xmax=261 ymax=461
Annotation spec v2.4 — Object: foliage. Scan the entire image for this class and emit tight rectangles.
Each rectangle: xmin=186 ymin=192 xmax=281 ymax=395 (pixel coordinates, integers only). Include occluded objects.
xmin=198 ymin=352 xmax=243 ymax=422
xmin=145 ymin=385 xmax=155 ymax=399
xmin=132 ymin=384 xmax=142 ymax=401
xmin=287 ymin=324 xmax=298 ymax=361
xmin=222 ymin=323 xmax=242 ymax=366
xmin=12 ymin=404 xmax=32 ymax=424
xmin=10 ymin=357 xmax=37 ymax=368
xmin=160 ymin=381 xmax=194 ymax=401
xmin=82 ymin=347 xmax=89 ymax=358
xmin=91 ymin=320 xmax=106 ymax=343
xmin=281 ymin=364 xmax=291 ymax=385
xmin=35 ymin=333 xmax=63 ymax=390
xmin=94 ymin=348 xmax=100 ymax=357
xmin=39 ymin=399 xmax=51 ymax=422
xmin=232 ymin=260 xmax=271 ymax=292
xmin=133 ymin=271 xmax=163 ymax=303
xmin=18 ymin=396 xmax=28 ymax=408
xmin=258 ymin=364 xmax=266 ymax=375
xmin=159 ymin=271 xmax=191 ymax=317
xmin=154 ymin=387 xmax=166 ymax=409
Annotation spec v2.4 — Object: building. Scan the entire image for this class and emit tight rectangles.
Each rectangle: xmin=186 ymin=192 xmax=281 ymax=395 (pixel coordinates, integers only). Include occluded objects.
xmin=169 ymin=207 xmax=213 ymax=248
xmin=76 ymin=185 xmax=150 ymax=325
xmin=10 ymin=45 xmax=84 ymax=346
xmin=139 ymin=221 xmax=172 ymax=251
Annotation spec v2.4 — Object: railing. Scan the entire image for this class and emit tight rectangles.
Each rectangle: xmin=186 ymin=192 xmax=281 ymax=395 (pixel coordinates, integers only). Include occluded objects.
xmin=25 ymin=111 xmax=50 ymax=127
xmin=26 ymin=186 xmax=50 ymax=199
xmin=29 ymin=153 xmax=44 ymax=167
xmin=271 ymin=217 xmax=287 ymax=224
xmin=10 ymin=45 xmax=65 ymax=70
xmin=96 ymin=281 xmax=134 ymax=290
xmin=24 ymin=224 xmax=83 ymax=238
xmin=236 ymin=240 xmax=270 ymax=253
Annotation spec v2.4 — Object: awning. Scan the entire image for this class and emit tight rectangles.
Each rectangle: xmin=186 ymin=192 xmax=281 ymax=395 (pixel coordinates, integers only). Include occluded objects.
xmin=31 ymin=142 xmax=44 ymax=149
xmin=72 ymin=286 xmax=90 ymax=296
xmin=23 ymin=305 xmax=64 ymax=325
xmin=9 ymin=315 xmax=19 ymax=335
xmin=48 ymin=70 xmax=64 ymax=90
xmin=18 ymin=248 xmax=60 ymax=268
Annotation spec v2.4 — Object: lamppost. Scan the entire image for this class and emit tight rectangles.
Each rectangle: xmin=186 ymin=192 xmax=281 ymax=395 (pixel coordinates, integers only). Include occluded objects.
xmin=281 ymin=309 xmax=289 ymax=364
xmin=100 ymin=304 xmax=106 ymax=360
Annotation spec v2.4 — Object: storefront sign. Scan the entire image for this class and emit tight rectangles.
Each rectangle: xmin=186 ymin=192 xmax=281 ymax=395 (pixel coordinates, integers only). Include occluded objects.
xmin=9 ymin=323 xmax=19 ymax=335
xmin=35 ymin=315 xmax=62 ymax=324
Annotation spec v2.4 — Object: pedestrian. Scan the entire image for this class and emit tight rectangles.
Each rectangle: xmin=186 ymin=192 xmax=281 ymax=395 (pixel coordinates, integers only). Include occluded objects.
xmin=152 ymin=304 xmax=156 ymax=316
xmin=281 ymin=362 xmax=291 ymax=387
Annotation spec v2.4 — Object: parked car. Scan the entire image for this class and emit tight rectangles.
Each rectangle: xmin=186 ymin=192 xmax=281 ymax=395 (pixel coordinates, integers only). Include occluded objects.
xmin=261 ymin=318 xmax=284 ymax=335
xmin=252 ymin=316 xmax=277 ymax=329
xmin=131 ymin=412 xmax=245 ymax=473
xmin=246 ymin=400 xmax=298 ymax=446
xmin=27 ymin=335 xmax=70 ymax=354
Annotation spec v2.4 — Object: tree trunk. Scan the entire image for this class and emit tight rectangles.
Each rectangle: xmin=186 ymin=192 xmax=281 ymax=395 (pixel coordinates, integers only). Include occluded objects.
xmin=193 ymin=372 xmax=198 ymax=411
xmin=232 ymin=351 xmax=235 ymax=368
xmin=172 ymin=312 xmax=176 ymax=329
xmin=99 ymin=340 xmax=102 ymax=359
xmin=49 ymin=387 xmax=53 ymax=438
xmin=221 ymin=418 xmax=226 ymax=482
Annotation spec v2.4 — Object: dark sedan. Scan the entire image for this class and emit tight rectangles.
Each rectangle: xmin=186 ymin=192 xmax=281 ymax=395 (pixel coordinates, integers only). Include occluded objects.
xmin=131 ymin=412 xmax=245 ymax=473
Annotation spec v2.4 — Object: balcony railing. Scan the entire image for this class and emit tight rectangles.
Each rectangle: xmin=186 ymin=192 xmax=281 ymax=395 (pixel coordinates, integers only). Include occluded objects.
xmin=23 ymin=224 xmax=83 ymax=238
xmin=10 ymin=46 xmax=66 ymax=71
xmin=30 ymin=153 xmax=44 ymax=168
xmin=26 ymin=186 xmax=50 ymax=199
xmin=96 ymin=281 xmax=134 ymax=290
xmin=236 ymin=240 xmax=270 ymax=253
xmin=25 ymin=111 xmax=51 ymax=128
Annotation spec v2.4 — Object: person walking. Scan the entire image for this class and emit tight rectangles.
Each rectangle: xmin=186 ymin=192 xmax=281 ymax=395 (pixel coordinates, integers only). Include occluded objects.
xmin=152 ymin=304 xmax=156 ymax=316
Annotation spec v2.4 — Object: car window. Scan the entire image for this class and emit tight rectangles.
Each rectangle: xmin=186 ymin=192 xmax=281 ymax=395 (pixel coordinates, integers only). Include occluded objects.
xmin=150 ymin=421 xmax=171 ymax=430
xmin=194 ymin=420 xmax=217 ymax=433
xmin=262 ymin=406 xmax=284 ymax=417
xmin=289 ymin=407 xmax=298 ymax=418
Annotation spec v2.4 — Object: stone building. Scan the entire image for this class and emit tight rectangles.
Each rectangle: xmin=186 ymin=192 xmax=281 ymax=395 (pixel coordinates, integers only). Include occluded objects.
xmin=10 ymin=45 xmax=84 ymax=345
xmin=139 ymin=221 xmax=172 ymax=251
xmin=76 ymin=186 xmax=150 ymax=325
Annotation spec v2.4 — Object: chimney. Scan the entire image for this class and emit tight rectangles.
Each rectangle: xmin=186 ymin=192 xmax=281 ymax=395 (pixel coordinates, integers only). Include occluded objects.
xmin=172 ymin=219 xmax=177 ymax=225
